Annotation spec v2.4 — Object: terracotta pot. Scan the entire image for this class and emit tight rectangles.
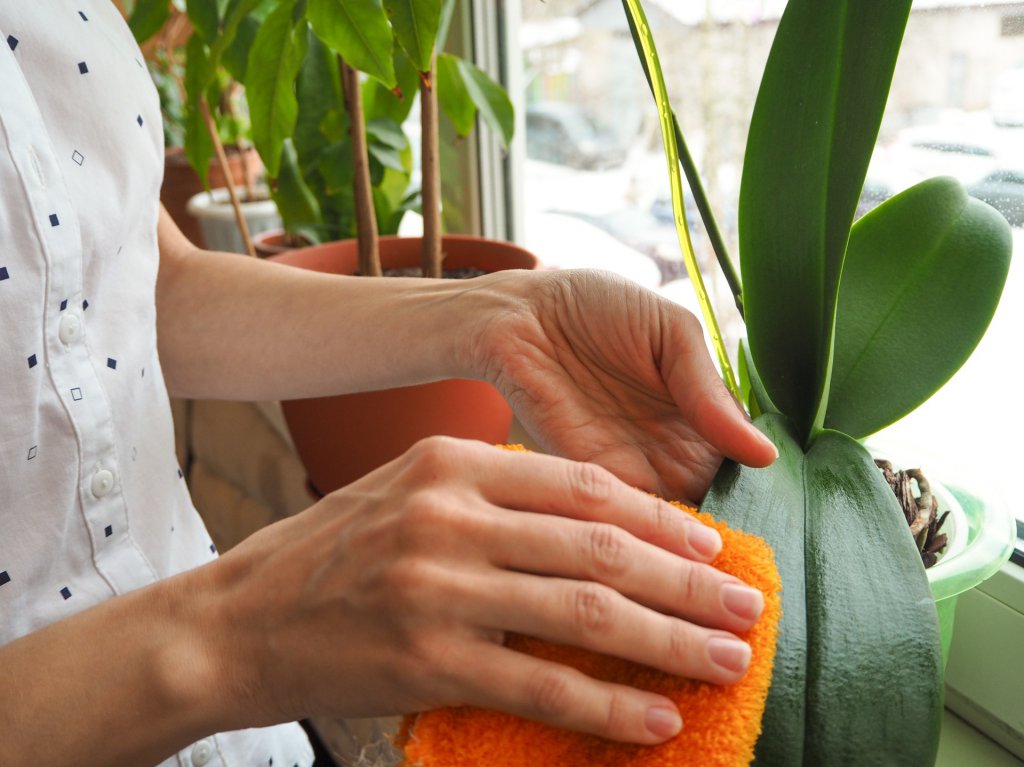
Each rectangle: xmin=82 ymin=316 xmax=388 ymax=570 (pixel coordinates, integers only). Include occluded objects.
xmin=269 ymin=235 xmax=540 ymax=495
xmin=253 ymin=229 xmax=314 ymax=259
xmin=161 ymin=146 xmax=262 ymax=248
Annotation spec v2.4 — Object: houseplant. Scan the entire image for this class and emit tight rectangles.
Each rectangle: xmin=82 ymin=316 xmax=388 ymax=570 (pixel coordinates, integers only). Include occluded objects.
xmin=128 ymin=0 xmax=270 ymax=252
xmin=624 ymin=0 xmax=1013 ymax=764
xmin=238 ymin=0 xmax=533 ymax=494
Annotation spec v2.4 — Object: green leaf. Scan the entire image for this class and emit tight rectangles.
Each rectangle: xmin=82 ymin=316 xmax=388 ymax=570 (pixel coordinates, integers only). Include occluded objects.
xmin=365 ymin=118 xmax=407 ymax=151
xmin=367 ymin=142 xmax=405 ymax=172
xmin=319 ymin=140 xmax=355 ymax=195
xmin=272 ymin=138 xmax=322 ymax=235
xmin=824 ymin=177 xmax=1012 ymax=438
xmin=183 ymin=35 xmax=214 ymax=188
xmin=306 ymin=0 xmax=397 ymax=88
xmin=738 ymin=0 xmax=913 ymax=441
xmin=246 ymin=0 xmax=307 ymax=178
xmin=186 ymin=0 xmax=220 ymax=44
xmin=436 ymin=0 xmax=456 ymax=50
xmin=386 ymin=0 xmax=442 ymax=73
xmin=454 ymin=57 xmax=513 ymax=148
xmin=222 ymin=14 xmax=261 ymax=82
xmin=294 ymin=28 xmax=343 ymax=164
xmin=128 ymin=0 xmax=172 ymax=44
xmin=702 ymin=413 xmax=943 ymax=765
xmin=437 ymin=52 xmax=474 ymax=137
xmin=363 ymin=45 xmax=420 ymax=124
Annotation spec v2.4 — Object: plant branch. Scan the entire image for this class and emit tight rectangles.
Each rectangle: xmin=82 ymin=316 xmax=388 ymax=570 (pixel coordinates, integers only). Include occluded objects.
xmin=420 ymin=55 xmax=442 ymax=279
xmin=199 ymin=95 xmax=255 ymax=257
xmin=340 ymin=56 xmax=381 ymax=277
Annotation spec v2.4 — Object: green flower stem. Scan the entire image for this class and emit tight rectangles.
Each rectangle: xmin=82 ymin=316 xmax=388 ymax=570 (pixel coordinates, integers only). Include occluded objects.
xmin=620 ymin=0 xmax=741 ymax=401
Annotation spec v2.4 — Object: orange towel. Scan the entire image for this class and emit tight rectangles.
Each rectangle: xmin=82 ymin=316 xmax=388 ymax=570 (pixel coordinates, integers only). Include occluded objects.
xmin=398 ymin=450 xmax=781 ymax=767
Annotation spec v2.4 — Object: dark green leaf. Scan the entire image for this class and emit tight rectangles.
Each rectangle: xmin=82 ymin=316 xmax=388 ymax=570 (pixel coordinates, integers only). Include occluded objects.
xmin=294 ymin=29 xmax=343 ymax=164
xmin=365 ymin=118 xmax=407 ymax=151
xmin=246 ymin=0 xmax=307 ymax=177
xmin=272 ymin=138 xmax=322 ymax=235
xmin=454 ymin=57 xmax=513 ymax=148
xmin=738 ymin=0 xmax=912 ymax=440
xmin=386 ymin=0 xmax=441 ymax=72
xmin=186 ymin=0 xmax=219 ymax=44
xmin=183 ymin=35 xmax=214 ymax=187
xmin=437 ymin=52 xmax=474 ymax=137
xmin=128 ymin=0 xmax=171 ymax=44
xmin=702 ymin=413 xmax=943 ymax=765
xmin=367 ymin=142 xmax=405 ymax=172
xmin=436 ymin=0 xmax=456 ymax=50
xmin=222 ymin=15 xmax=261 ymax=82
xmin=319 ymin=140 xmax=355 ymax=194
xmin=363 ymin=45 xmax=419 ymax=124
xmin=306 ymin=0 xmax=396 ymax=88
xmin=824 ymin=177 xmax=1012 ymax=438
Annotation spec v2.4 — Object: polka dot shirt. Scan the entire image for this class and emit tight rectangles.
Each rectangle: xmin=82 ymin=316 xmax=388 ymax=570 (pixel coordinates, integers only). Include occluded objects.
xmin=0 ymin=4 xmax=311 ymax=765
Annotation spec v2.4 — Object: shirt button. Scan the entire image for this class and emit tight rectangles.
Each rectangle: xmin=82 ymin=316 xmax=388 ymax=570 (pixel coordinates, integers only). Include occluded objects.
xmin=58 ymin=313 xmax=82 ymax=345
xmin=90 ymin=469 xmax=115 ymax=499
xmin=190 ymin=739 xmax=214 ymax=766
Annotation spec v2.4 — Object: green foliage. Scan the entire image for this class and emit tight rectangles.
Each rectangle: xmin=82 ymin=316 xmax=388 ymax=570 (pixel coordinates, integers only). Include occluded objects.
xmin=235 ymin=0 xmax=514 ymax=243
xmin=702 ymin=414 xmax=943 ymax=766
xmin=623 ymin=0 xmax=1012 ymax=762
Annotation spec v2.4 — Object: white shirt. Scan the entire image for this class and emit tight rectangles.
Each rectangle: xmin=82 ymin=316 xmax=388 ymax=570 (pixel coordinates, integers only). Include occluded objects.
xmin=0 ymin=3 xmax=312 ymax=765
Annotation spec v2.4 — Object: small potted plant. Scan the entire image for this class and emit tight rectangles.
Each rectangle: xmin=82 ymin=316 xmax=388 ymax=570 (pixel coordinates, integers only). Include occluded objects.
xmin=128 ymin=1 xmax=270 ymax=252
xmin=234 ymin=0 xmax=537 ymax=495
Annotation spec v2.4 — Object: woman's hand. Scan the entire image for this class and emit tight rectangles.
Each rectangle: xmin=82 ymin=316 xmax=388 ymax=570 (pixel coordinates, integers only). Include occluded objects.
xmin=469 ymin=269 xmax=778 ymax=503
xmin=200 ymin=438 xmax=766 ymax=744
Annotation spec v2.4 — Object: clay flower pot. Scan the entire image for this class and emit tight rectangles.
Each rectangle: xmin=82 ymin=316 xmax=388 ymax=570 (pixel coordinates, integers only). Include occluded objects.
xmin=269 ymin=235 xmax=540 ymax=495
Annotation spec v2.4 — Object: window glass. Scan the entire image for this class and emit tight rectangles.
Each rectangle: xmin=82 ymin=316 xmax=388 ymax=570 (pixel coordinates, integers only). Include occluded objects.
xmin=517 ymin=0 xmax=1024 ymax=527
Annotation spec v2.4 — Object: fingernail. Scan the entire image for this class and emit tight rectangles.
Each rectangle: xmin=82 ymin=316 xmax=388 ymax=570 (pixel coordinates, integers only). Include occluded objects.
xmin=721 ymin=582 xmax=764 ymax=622
xmin=645 ymin=705 xmax=683 ymax=739
xmin=708 ymin=636 xmax=751 ymax=674
xmin=688 ymin=524 xmax=722 ymax=560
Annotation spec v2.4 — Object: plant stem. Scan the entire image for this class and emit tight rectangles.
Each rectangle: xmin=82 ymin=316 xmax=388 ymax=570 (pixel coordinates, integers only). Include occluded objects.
xmin=620 ymin=0 xmax=741 ymax=401
xmin=199 ymin=96 xmax=255 ymax=258
xmin=339 ymin=56 xmax=381 ymax=277
xmin=420 ymin=55 xmax=442 ymax=279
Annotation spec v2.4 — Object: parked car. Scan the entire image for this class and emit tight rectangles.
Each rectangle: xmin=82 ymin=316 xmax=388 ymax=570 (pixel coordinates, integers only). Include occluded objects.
xmin=967 ymin=168 xmax=1024 ymax=226
xmin=525 ymin=102 xmax=627 ymax=170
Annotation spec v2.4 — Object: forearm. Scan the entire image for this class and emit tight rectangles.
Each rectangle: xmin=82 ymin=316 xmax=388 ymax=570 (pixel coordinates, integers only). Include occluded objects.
xmin=155 ymin=208 xmax=524 ymax=401
xmin=0 ymin=569 xmax=237 ymax=767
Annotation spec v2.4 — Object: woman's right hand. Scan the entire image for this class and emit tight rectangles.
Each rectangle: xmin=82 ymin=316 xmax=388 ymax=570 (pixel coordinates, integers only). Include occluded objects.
xmin=198 ymin=437 xmax=765 ymax=744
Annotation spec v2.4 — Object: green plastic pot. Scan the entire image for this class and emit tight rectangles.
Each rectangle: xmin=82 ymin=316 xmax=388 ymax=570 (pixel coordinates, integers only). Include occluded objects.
xmin=925 ymin=480 xmax=1017 ymax=665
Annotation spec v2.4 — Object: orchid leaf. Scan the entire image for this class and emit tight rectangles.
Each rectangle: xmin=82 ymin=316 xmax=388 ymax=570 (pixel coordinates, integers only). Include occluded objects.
xmin=386 ymin=0 xmax=442 ymax=73
xmin=739 ymin=0 xmax=912 ymax=441
xmin=701 ymin=413 xmax=943 ymax=765
xmin=307 ymin=0 xmax=396 ymax=88
xmin=245 ymin=0 xmax=306 ymax=178
xmin=824 ymin=177 xmax=1012 ymax=438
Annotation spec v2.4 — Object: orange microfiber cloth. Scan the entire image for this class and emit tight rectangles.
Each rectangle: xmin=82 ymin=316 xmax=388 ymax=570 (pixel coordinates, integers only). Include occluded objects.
xmin=398 ymin=449 xmax=782 ymax=767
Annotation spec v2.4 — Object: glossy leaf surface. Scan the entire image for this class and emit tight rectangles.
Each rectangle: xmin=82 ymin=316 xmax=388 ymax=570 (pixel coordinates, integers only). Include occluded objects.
xmin=307 ymin=0 xmax=396 ymax=88
xmin=246 ymin=0 xmax=306 ymax=177
xmin=272 ymin=138 xmax=322 ymax=238
xmin=386 ymin=0 xmax=442 ymax=73
xmin=455 ymin=58 xmax=513 ymax=148
xmin=739 ymin=0 xmax=912 ymax=440
xmin=702 ymin=414 xmax=943 ymax=765
xmin=436 ymin=52 xmax=474 ymax=136
xmin=826 ymin=177 xmax=1012 ymax=438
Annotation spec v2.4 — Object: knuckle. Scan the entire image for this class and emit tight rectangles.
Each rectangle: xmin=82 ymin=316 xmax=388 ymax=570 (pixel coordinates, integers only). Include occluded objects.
xmin=527 ymin=667 xmax=575 ymax=719
xmin=666 ymin=619 xmax=696 ymax=669
xmin=568 ymin=461 xmax=615 ymax=508
xmin=571 ymin=583 xmax=616 ymax=637
xmin=404 ymin=435 xmax=463 ymax=480
xmin=604 ymin=689 xmax=633 ymax=738
xmin=583 ymin=523 xmax=630 ymax=579
xmin=677 ymin=561 xmax=703 ymax=608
